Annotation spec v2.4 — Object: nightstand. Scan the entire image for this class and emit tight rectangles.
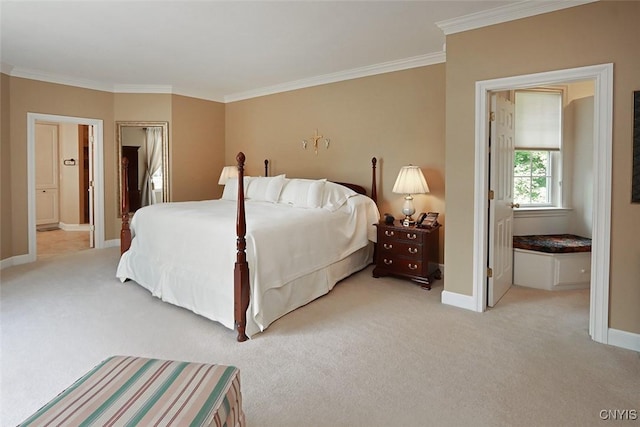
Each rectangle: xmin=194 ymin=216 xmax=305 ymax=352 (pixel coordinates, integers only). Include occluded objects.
xmin=372 ymin=221 xmax=442 ymax=290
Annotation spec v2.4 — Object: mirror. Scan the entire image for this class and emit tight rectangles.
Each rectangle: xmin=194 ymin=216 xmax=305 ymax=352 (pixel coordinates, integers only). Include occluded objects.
xmin=117 ymin=121 xmax=169 ymax=215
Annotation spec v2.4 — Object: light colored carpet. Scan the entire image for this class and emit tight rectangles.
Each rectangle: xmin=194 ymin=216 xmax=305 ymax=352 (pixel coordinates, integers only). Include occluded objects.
xmin=1 ymin=248 xmax=638 ymax=426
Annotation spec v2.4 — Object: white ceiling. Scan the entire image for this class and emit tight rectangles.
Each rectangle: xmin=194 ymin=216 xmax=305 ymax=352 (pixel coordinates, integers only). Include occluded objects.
xmin=0 ymin=1 xmax=592 ymax=102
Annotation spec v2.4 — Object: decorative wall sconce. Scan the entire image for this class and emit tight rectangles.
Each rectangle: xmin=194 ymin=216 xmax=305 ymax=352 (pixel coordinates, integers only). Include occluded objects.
xmin=301 ymin=129 xmax=331 ymax=155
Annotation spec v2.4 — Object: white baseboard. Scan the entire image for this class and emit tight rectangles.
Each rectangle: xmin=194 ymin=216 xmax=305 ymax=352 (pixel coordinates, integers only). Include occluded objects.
xmin=59 ymin=222 xmax=91 ymax=232
xmin=441 ymin=290 xmax=478 ymax=311
xmin=608 ymin=328 xmax=640 ymax=352
xmin=0 ymin=253 xmax=35 ymax=270
xmin=104 ymin=239 xmax=120 ymax=248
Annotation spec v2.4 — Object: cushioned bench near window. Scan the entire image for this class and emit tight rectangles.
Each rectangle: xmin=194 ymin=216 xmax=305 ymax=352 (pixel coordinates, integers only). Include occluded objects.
xmin=513 ymin=234 xmax=592 ymax=291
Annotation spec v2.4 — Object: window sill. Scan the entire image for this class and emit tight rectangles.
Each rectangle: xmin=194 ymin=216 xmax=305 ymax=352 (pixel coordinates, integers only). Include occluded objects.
xmin=513 ymin=207 xmax=573 ymax=218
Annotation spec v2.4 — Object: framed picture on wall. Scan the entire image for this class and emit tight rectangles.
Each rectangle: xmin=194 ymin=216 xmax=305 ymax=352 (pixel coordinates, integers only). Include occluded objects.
xmin=633 ymin=91 xmax=640 ymax=203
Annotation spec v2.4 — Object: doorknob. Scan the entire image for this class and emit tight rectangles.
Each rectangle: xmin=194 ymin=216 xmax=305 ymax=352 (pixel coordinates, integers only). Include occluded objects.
xmin=509 ymin=202 xmax=520 ymax=208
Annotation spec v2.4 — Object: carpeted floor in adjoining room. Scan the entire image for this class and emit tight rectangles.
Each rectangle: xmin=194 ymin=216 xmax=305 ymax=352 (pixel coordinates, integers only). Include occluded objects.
xmin=1 ymin=247 xmax=638 ymax=426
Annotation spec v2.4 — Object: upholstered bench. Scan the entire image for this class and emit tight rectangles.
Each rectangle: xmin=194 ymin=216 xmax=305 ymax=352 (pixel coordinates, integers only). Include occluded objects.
xmin=20 ymin=356 xmax=245 ymax=427
xmin=513 ymin=234 xmax=592 ymax=291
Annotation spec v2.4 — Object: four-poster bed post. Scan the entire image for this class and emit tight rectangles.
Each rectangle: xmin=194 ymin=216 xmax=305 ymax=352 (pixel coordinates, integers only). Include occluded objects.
xmin=234 ymin=152 xmax=250 ymax=342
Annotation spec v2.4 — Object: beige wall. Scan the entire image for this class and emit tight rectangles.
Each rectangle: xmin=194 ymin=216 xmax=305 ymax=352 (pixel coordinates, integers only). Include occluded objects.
xmin=444 ymin=0 xmax=640 ymax=333
xmin=7 ymin=77 xmax=115 ymax=256
xmin=1 ymin=73 xmax=11 ymax=259
xmin=171 ymin=95 xmax=226 ymax=201
xmin=226 ymin=65 xmax=446 ymax=261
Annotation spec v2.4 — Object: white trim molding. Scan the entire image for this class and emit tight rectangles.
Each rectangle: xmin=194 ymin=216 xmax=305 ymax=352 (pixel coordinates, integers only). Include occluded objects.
xmin=104 ymin=239 xmax=120 ymax=249
xmin=436 ymin=0 xmax=598 ymax=35
xmin=27 ymin=114 xmax=106 ymax=263
xmin=113 ymin=84 xmax=173 ymax=94
xmin=472 ymin=63 xmax=613 ymax=346
xmin=441 ymin=290 xmax=478 ymax=312
xmin=0 ymin=254 xmax=32 ymax=270
xmin=59 ymin=223 xmax=91 ymax=232
xmin=5 ymin=52 xmax=445 ymax=104
xmin=608 ymin=329 xmax=640 ymax=353
xmin=224 ymin=52 xmax=446 ymax=103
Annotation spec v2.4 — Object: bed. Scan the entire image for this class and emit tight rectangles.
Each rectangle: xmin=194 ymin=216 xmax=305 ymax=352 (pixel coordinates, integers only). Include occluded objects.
xmin=117 ymin=153 xmax=379 ymax=341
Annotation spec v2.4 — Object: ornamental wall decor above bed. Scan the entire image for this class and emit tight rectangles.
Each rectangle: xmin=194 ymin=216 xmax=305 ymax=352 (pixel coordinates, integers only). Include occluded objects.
xmin=301 ymin=128 xmax=331 ymax=155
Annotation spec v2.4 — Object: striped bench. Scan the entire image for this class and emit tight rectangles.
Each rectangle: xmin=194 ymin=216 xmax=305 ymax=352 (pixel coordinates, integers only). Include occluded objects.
xmin=20 ymin=356 xmax=245 ymax=427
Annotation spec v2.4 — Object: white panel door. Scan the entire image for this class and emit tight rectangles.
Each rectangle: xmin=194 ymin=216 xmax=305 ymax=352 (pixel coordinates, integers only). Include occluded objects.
xmin=488 ymin=93 xmax=515 ymax=307
xmin=35 ymin=123 xmax=59 ymax=225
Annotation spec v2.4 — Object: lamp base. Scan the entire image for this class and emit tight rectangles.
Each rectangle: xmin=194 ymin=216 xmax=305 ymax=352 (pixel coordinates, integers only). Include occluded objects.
xmin=401 ymin=216 xmax=415 ymax=227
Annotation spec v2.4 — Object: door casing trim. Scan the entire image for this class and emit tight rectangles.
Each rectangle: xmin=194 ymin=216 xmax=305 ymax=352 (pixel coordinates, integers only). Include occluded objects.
xmin=472 ymin=63 xmax=613 ymax=344
xmin=27 ymin=113 xmax=105 ymax=262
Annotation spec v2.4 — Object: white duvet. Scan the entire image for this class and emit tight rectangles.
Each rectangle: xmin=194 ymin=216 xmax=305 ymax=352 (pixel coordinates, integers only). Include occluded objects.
xmin=116 ymin=195 xmax=379 ymax=337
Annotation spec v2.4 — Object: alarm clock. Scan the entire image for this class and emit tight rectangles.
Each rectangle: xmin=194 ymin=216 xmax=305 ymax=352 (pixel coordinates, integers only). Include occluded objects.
xmin=383 ymin=213 xmax=395 ymax=224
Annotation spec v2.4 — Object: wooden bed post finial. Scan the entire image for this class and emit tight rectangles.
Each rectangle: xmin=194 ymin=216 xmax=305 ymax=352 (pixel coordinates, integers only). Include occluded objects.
xmin=264 ymin=159 xmax=269 ymax=177
xmin=120 ymin=157 xmax=132 ymax=255
xmin=234 ymin=152 xmax=250 ymax=342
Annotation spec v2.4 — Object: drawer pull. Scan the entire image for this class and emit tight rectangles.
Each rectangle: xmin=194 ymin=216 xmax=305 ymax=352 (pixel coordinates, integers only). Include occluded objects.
xmin=383 ymin=259 xmax=393 ymax=265
xmin=407 ymin=233 xmax=417 ymax=240
xmin=408 ymin=247 xmax=418 ymax=254
xmin=408 ymin=263 xmax=418 ymax=270
xmin=383 ymin=243 xmax=393 ymax=250
xmin=385 ymin=230 xmax=395 ymax=237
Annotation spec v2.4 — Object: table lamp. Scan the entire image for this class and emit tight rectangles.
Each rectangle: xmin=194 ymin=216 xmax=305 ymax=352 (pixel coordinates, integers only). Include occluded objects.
xmin=392 ymin=165 xmax=429 ymax=226
xmin=218 ymin=166 xmax=239 ymax=185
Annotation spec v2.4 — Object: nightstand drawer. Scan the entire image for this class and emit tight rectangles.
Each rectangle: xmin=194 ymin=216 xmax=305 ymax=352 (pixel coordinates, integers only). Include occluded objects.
xmin=380 ymin=228 xmax=423 ymax=243
xmin=378 ymin=256 xmax=425 ymax=276
xmin=378 ymin=240 xmax=423 ymax=257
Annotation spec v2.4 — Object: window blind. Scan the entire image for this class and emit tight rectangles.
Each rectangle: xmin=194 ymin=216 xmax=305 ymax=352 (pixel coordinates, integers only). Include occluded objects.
xmin=515 ymin=91 xmax=562 ymax=151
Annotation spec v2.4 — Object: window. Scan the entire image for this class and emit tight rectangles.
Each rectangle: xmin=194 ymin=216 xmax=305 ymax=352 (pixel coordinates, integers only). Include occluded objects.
xmin=514 ymin=90 xmax=563 ymax=207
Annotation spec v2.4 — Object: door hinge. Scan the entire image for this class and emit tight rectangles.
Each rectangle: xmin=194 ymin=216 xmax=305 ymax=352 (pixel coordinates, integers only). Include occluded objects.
xmin=488 ymin=190 xmax=494 ymax=200
xmin=487 ymin=267 xmax=493 ymax=278
xmin=490 ymin=111 xmax=495 ymax=122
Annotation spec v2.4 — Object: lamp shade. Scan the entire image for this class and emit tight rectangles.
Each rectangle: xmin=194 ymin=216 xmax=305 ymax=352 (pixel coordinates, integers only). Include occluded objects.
xmin=218 ymin=166 xmax=239 ymax=185
xmin=392 ymin=165 xmax=429 ymax=195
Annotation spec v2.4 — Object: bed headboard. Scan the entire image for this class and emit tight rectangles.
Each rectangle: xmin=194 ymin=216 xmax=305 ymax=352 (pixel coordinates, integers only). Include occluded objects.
xmin=334 ymin=157 xmax=377 ymax=203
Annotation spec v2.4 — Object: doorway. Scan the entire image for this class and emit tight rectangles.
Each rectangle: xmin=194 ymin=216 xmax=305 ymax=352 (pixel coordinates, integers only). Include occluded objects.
xmin=34 ymin=121 xmax=94 ymax=258
xmin=27 ymin=113 xmax=105 ymax=262
xmin=472 ymin=64 xmax=613 ymax=345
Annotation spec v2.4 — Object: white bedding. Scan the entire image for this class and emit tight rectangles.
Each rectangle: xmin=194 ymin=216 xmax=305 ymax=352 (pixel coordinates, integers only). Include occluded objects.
xmin=116 ymin=194 xmax=379 ymax=337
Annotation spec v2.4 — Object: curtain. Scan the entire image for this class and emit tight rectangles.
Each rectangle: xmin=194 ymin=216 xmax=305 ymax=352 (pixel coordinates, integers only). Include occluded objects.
xmin=141 ymin=127 xmax=163 ymax=206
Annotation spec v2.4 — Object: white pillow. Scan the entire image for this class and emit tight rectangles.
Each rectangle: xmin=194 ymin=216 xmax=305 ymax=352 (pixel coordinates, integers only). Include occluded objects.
xmin=279 ymin=178 xmax=326 ymax=208
xmin=221 ymin=176 xmax=253 ymax=201
xmin=322 ymin=181 xmax=358 ymax=212
xmin=245 ymin=174 xmax=286 ymax=203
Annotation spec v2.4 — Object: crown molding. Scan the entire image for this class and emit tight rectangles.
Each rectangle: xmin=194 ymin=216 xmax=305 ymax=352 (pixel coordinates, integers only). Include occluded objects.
xmin=170 ymin=86 xmax=225 ymax=103
xmin=1 ymin=62 xmax=14 ymax=75
xmin=4 ymin=51 xmax=445 ymax=103
xmin=113 ymin=84 xmax=173 ymax=94
xmin=224 ymin=52 xmax=446 ymax=103
xmin=436 ymin=0 xmax=598 ymax=35
xmin=9 ymin=66 xmax=115 ymax=92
